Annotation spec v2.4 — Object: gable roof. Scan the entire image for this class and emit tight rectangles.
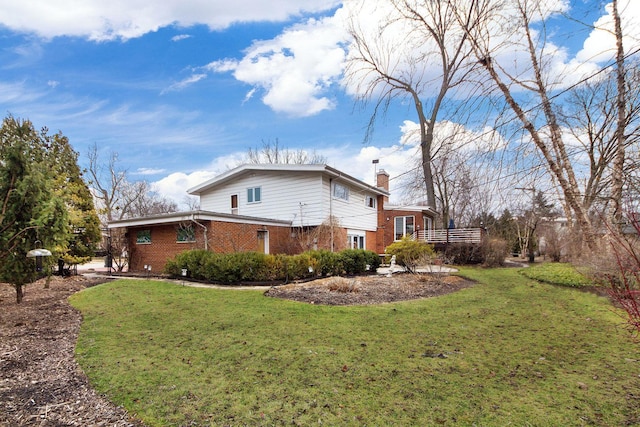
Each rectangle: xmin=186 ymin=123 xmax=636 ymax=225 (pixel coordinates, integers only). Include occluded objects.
xmin=187 ymin=163 xmax=390 ymax=197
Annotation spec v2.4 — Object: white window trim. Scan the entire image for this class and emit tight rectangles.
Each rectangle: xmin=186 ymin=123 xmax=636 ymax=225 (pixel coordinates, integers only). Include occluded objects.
xmin=394 ymin=216 xmax=415 ymax=241
xmin=347 ymin=230 xmax=366 ymax=249
xmin=333 ymin=182 xmax=349 ymax=201
xmin=365 ymin=195 xmax=376 ymax=209
xmin=247 ymin=186 xmax=262 ymax=204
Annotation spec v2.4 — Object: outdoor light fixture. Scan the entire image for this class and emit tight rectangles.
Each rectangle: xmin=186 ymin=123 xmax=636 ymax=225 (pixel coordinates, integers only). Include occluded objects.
xmin=27 ymin=241 xmax=52 ymax=272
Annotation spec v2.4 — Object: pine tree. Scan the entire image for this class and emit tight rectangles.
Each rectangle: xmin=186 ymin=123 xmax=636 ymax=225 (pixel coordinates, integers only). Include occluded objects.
xmin=44 ymin=132 xmax=101 ymax=265
xmin=0 ymin=117 xmax=69 ymax=302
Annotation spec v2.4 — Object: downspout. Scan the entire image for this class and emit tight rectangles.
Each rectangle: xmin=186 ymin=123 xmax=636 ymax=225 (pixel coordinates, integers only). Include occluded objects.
xmin=191 ymin=214 xmax=208 ymax=251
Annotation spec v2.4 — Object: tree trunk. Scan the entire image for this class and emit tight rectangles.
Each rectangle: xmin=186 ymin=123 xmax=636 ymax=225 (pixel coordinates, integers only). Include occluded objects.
xmin=610 ymin=0 xmax=627 ymax=227
xmin=15 ymin=284 xmax=23 ymax=303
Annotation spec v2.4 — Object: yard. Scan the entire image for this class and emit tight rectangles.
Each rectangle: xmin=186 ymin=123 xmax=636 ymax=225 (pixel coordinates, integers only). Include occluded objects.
xmin=65 ymin=267 xmax=640 ymax=426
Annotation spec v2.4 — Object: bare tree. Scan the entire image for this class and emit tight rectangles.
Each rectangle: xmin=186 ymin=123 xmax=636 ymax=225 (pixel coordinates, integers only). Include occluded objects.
xmin=399 ymin=120 xmax=503 ymax=228
xmin=244 ymin=139 xmax=327 ymax=165
xmin=87 ymin=143 xmax=127 ymax=222
xmin=458 ymin=0 xmax=637 ymax=250
xmin=610 ymin=0 xmax=632 ymax=226
xmin=560 ymin=66 xmax=640 ymax=219
xmin=87 ymin=143 xmax=177 ymax=223
xmin=344 ymin=0 xmax=487 ymax=210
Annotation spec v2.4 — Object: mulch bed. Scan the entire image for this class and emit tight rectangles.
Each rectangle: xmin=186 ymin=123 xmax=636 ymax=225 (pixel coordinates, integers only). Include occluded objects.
xmin=265 ymin=273 xmax=475 ymax=305
xmin=0 ymin=272 xmax=474 ymax=426
xmin=0 ymin=275 xmax=144 ymax=426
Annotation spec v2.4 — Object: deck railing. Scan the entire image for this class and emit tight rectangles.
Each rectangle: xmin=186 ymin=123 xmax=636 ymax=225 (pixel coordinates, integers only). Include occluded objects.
xmin=415 ymin=228 xmax=483 ymax=244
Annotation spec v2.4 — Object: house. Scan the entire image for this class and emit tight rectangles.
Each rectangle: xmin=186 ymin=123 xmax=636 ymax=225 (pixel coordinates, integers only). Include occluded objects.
xmin=374 ymin=170 xmax=438 ymax=253
xmin=108 ymin=164 xmax=389 ymax=272
xmin=107 ymin=210 xmax=294 ymax=273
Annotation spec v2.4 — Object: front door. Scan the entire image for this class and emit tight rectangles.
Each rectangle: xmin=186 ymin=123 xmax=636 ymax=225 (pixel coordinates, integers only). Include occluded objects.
xmin=257 ymin=230 xmax=269 ymax=254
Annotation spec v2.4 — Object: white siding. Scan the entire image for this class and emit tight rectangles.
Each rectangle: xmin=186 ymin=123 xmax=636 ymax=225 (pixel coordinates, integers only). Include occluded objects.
xmin=198 ymin=170 xmax=379 ymax=231
xmin=322 ymin=176 xmax=378 ymax=231
xmin=200 ymin=170 xmax=326 ymax=225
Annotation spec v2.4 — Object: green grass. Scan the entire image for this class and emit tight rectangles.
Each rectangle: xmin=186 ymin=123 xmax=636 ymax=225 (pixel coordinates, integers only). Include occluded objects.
xmin=70 ymin=270 xmax=640 ymax=426
xmin=520 ymin=262 xmax=594 ymax=287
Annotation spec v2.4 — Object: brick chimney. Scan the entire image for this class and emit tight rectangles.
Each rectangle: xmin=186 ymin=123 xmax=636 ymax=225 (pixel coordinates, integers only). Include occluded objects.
xmin=376 ymin=169 xmax=389 ymax=204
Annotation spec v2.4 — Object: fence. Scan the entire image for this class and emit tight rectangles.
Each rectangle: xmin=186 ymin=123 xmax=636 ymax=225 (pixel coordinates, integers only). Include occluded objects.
xmin=415 ymin=228 xmax=483 ymax=244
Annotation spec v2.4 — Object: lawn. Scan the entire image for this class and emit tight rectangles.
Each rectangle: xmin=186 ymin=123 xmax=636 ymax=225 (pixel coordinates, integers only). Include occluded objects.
xmin=70 ymin=268 xmax=640 ymax=426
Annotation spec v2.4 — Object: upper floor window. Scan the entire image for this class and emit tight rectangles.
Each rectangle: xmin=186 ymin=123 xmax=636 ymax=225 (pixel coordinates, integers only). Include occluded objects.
xmin=333 ymin=182 xmax=349 ymax=201
xmin=365 ymin=195 xmax=376 ymax=208
xmin=394 ymin=216 xmax=415 ymax=240
xmin=231 ymin=194 xmax=238 ymax=215
xmin=247 ymin=187 xmax=261 ymax=204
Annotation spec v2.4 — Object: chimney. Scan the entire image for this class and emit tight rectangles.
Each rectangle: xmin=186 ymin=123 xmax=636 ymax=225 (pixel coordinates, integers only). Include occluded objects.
xmin=376 ymin=169 xmax=389 ymax=203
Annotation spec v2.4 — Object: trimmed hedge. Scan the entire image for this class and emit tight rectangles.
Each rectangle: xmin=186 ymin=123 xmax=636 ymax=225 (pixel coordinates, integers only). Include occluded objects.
xmin=164 ymin=249 xmax=381 ymax=284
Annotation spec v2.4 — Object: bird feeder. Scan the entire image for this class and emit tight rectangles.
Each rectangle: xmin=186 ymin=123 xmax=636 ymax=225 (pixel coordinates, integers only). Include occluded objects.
xmin=27 ymin=241 xmax=52 ymax=272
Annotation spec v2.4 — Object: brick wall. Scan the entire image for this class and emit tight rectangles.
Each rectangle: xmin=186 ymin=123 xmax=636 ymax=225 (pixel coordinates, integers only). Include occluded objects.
xmin=126 ymin=220 xmax=299 ymax=272
xmin=124 ymin=217 xmax=385 ymax=273
xmin=380 ymin=210 xmax=431 ymax=252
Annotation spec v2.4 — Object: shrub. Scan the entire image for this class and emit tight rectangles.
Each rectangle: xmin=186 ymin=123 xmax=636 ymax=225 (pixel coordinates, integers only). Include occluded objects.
xmin=165 ymin=248 xmax=378 ymax=284
xmin=339 ymin=249 xmax=368 ymax=275
xmin=385 ymin=237 xmax=434 ymax=272
xmin=482 ymin=238 xmax=508 ymax=267
xmin=164 ymin=249 xmax=213 ymax=279
xmin=308 ymin=250 xmax=342 ymax=276
xmin=326 ymin=277 xmax=360 ymax=293
xmin=443 ymin=243 xmax=483 ymax=265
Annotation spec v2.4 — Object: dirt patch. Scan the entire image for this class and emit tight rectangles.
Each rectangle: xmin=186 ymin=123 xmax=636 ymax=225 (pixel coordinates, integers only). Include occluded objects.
xmin=265 ymin=273 xmax=475 ymax=305
xmin=0 ymin=275 xmax=144 ymax=426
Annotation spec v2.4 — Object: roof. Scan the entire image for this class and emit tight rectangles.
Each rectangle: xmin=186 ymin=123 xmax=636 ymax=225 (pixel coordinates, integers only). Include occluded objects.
xmin=187 ymin=163 xmax=390 ymax=196
xmin=384 ymin=204 xmax=438 ymax=216
xmin=107 ymin=210 xmax=292 ymax=229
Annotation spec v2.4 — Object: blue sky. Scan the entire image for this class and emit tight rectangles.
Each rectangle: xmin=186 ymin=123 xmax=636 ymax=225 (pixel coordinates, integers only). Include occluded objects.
xmin=0 ymin=0 xmax=638 ymax=206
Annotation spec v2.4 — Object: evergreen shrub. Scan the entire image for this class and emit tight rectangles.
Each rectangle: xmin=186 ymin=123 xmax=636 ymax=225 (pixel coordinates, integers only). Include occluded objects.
xmin=164 ymin=248 xmax=379 ymax=284
xmin=385 ymin=237 xmax=435 ymax=272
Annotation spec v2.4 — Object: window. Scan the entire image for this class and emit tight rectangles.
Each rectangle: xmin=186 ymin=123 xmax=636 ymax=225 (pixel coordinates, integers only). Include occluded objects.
xmin=365 ymin=195 xmax=376 ymax=208
xmin=348 ymin=233 xmax=365 ymax=249
xmin=231 ymin=194 xmax=238 ymax=215
xmin=177 ymin=225 xmax=196 ymax=242
xmin=333 ymin=182 xmax=349 ymax=201
xmin=394 ymin=216 xmax=415 ymax=240
xmin=136 ymin=229 xmax=151 ymax=244
xmin=247 ymin=187 xmax=261 ymax=203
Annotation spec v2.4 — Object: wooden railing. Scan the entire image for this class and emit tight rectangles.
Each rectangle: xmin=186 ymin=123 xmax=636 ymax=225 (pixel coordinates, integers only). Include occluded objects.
xmin=415 ymin=228 xmax=483 ymax=244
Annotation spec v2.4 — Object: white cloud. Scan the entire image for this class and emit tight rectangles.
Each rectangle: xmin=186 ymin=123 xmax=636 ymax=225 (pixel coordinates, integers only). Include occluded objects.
xmin=151 ymin=152 xmax=247 ymax=207
xmin=161 ymin=73 xmax=208 ymax=94
xmin=576 ymin=0 xmax=640 ymax=64
xmin=134 ymin=167 xmax=167 ymax=176
xmin=206 ymin=15 xmax=348 ymax=117
xmin=0 ymin=0 xmax=341 ymax=41
xmin=171 ymin=34 xmax=191 ymax=42
xmin=152 ymin=171 xmax=216 ymax=207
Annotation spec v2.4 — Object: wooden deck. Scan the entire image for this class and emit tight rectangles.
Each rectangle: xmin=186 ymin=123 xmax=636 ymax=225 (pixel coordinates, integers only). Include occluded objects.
xmin=415 ymin=228 xmax=484 ymax=244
